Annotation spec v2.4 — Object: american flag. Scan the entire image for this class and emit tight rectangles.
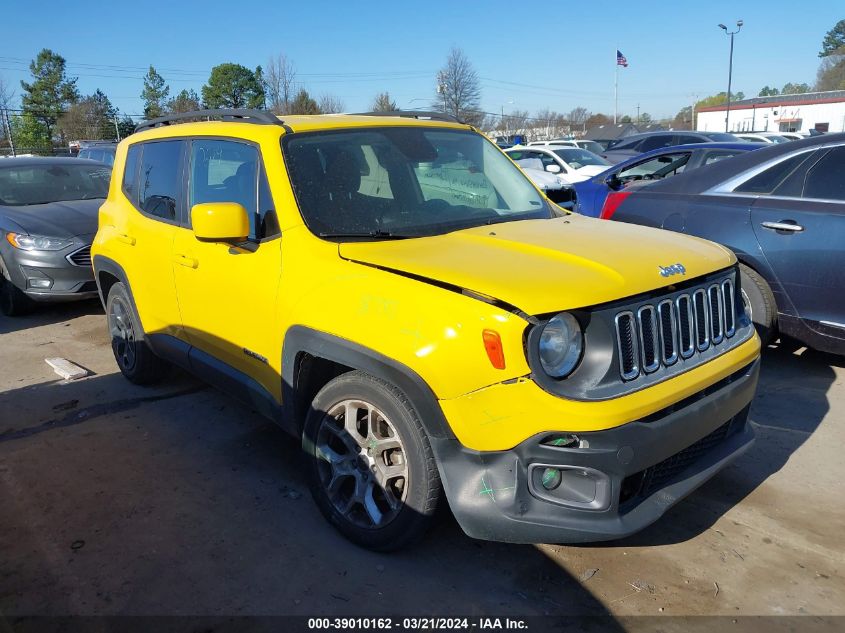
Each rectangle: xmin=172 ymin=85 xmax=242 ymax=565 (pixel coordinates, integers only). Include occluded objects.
xmin=617 ymin=50 xmax=629 ymax=67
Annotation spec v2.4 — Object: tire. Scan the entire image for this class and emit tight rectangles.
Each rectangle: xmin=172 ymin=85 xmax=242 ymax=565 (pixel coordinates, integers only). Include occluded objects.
xmin=739 ymin=263 xmax=778 ymax=345
xmin=302 ymin=370 xmax=441 ymax=551
xmin=0 ymin=278 xmax=34 ymax=316
xmin=106 ymin=282 xmax=169 ymax=385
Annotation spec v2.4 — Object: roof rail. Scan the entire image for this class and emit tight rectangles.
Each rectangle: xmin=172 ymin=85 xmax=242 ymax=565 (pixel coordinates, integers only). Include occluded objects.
xmin=135 ymin=109 xmax=284 ymax=133
xmin=354 ymin=110 xmax=462 ymax=124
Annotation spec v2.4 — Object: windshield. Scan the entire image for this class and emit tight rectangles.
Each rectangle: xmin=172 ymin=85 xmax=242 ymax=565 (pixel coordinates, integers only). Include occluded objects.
xmin=283 ymin=127 xmax=552 ymax=239
xmin=0 ymin=163 xmax=110 ymax=206
xmin=765 ymin=135 xmax=790 ymax=143
xmin=577 ymin=140 xmax=604 ymax=154
xmin=552 ymin=148 xmax=610 ymax=168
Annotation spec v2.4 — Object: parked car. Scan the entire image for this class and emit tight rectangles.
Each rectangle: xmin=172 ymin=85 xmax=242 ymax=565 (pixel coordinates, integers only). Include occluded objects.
xmin=92 ymin=108 xmax=759 ymax=551
xmin=575 ymin=142 xmax=764 ymax=217
xmin=517 ymin=165 xmax=576 ymax=208
xmin=0 ymin=157 xmax=109 ymax=315
xmin=505 ymin=146 xmax=611 ymax=184
xmin=528 ymin=139 xmax=606 ymax=154
xmin=602 ymin=131 xmax=741 ymax=164
xmin=735 ymin=133 xmax=790 ymax=144
xmin=599 ymin=132 xmax=845 ymax=355
xmin=777 ymin=132 xmax=807 ymax=141
xmin=78 ymin=143 xmax=117 ymax=167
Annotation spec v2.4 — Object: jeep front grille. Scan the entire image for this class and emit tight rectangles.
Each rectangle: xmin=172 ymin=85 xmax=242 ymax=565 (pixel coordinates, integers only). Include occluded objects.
xmin=614 ymin=277 xmax=738 ymax=381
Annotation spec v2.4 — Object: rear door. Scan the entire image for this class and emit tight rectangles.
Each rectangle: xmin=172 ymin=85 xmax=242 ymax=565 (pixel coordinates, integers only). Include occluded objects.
xmin=750 ymin=145 xmax=845 ymax=332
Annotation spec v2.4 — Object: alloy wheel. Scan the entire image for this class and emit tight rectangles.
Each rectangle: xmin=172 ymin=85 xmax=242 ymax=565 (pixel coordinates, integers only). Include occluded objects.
xmin=109 ymin=296 xmax=137 ymax=371
xmin=314 ymin=399 xmax=408 ymax=529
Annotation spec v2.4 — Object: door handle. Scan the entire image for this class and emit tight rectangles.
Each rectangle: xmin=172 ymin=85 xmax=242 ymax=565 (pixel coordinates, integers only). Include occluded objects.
xmin=173 ymin=254 xmax=198 ymax=269
xmin=116 ymin=233 xmax=136 ymax=245
xmin=761 ymin=221 xmax=804 ymax=233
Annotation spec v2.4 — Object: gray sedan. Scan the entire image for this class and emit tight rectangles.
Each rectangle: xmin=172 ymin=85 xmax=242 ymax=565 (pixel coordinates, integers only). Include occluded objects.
xmin=0 ymin=157 xmax=109 ymax=316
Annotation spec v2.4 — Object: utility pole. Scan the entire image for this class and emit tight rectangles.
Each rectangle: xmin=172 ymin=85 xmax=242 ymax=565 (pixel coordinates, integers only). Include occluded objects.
xmin=1 ymin=109 xmax=15 ymax=157
xmin=636 ymin=104 xmax=640 ymax=126
xmin=113 ymin=115 xmax=120 ymax=142
xmin=719 ymin=20 xmax=743 ymax=133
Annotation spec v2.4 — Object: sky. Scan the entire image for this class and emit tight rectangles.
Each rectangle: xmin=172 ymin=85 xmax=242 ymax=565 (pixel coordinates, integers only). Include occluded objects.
xmin=0 ymin=0 xmax=840 ymax=122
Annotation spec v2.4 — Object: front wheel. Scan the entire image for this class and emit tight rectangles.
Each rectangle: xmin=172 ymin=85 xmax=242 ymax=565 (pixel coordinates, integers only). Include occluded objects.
xmin=739 ymin=263 xmax=778 ymax=345
xmin=0 ymin=278 xmax=34 ymax=316
xmin=302 ymin=371 xmax=441 ymax=551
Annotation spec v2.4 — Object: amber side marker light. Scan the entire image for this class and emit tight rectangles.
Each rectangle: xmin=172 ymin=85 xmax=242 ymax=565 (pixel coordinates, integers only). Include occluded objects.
xmin=482 ymin=329 xmax=506 ymax=369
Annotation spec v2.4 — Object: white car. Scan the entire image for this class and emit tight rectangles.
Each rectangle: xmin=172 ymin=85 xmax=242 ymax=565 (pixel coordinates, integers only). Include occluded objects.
xmin=505 ymin=145 xmax=612 ymax=184
xmin=736 ymin=132 xmax=790 ymax=144
xmin=777 ymin=132 xmax=808 ymax=141
xmin=528 ymin=139 xmax=606 ymax=154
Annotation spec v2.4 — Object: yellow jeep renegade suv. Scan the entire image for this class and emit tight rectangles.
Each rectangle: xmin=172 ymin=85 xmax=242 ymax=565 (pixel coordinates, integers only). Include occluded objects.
xmin=92 ymin=109 xmax=760 ymax=551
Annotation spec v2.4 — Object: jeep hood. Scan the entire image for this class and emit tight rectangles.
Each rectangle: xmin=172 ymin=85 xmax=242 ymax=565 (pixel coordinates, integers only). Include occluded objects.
xmin=339 ymin=215 xmax=735 ymax=315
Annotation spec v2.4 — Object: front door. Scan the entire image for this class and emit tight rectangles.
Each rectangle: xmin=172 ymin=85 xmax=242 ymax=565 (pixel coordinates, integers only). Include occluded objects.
xmin=172 ymin=138 xmax=284 ymax=403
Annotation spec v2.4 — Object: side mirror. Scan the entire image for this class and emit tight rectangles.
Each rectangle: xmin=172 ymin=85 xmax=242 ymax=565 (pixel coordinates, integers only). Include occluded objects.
xmin=545 ymin=164 xmax=562 ymax=174
xmin=605 ymin=174 xmax=622 ymax=190
xmin=191 ymin=202 xmax=250 ymax=242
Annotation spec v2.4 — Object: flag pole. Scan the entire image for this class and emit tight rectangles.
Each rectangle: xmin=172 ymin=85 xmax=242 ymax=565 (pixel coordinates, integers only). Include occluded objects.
xmin=614 ymin=48 xmax=618 ymax=124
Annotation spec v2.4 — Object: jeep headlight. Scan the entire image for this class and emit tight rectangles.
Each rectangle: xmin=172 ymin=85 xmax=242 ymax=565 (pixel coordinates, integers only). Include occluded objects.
xmin=5 ymin=232 xmax=73 ymax=251
xmin=538 ymin=312 xmax=583 ymax=378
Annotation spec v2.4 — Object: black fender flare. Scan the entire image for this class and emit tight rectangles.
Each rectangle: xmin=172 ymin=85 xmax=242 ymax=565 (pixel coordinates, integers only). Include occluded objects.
xmin=281 ymin=325 xmax=456 ymax=440
xmin=92 ymin=255 xmax=149 ymax=338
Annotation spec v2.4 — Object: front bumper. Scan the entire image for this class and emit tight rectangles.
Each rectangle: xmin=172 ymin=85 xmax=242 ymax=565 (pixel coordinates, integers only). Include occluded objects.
xmin=431 ymin=358 xmax=759 ymax=544
xmin=1 ymin=238 xmax=96 ymax=303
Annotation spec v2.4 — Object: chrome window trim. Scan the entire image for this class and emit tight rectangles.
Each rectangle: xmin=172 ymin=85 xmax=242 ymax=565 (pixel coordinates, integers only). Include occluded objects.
xmin=615 ymin=311 xmax=640 ymax=381
xmin=637 ymin=305 xmax=660 ymax=374
xmin=676 ymin=294 xmax=696 ymax=359
xmin=706 ymin=142 xmax=845 ymax=195
xmin=657 ymin=299 xmax=678 ymax=366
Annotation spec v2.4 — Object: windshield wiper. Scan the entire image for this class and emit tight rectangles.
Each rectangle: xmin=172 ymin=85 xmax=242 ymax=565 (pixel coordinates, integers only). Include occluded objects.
xmin=318 ymin=229 xmax=414 ymax=240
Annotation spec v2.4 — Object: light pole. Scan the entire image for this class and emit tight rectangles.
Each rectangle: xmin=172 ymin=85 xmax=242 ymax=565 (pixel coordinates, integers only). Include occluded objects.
xmin=719 ymin=19 xmax=743 ymax=133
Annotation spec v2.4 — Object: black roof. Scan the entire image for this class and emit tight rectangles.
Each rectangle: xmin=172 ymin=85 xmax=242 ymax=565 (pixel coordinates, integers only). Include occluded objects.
xmin=584 ymin=123 xmax=640 ymax=141
xmin=643 ymin=132 xmax=845 ymax=194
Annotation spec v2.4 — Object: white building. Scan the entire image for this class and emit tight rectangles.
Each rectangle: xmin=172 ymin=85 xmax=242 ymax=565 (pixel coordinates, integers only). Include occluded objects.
xmin=696 ymin=90 xmax=845 ymax=134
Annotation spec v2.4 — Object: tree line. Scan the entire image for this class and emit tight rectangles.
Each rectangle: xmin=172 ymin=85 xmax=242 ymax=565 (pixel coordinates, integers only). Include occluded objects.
xmin=2 ymin=20 xmax=843 ymax=152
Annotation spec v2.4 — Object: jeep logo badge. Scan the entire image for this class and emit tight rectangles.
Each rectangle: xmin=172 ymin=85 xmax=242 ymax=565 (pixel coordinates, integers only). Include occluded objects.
xmin=658 ymin=263 xmax=686 ymax=277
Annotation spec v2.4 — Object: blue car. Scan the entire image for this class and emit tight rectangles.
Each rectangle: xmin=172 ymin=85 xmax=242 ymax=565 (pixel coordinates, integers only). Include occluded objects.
xmin=574 ymin=142 xmax=763 ymax=217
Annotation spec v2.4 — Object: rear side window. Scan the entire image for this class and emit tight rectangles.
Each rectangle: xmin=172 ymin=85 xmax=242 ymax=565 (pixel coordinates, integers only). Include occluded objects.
xmin=139 ymin=140 xmax=183 ymax=221
xmin=803 ymin=147 xmax=845 ymax=201
xmin=640 ymin=135 xmax=675 ymax=152
xmin=611 ymin=138 xmax=642 ymax=151
xmin=734 ymin=152 xmax=815 ymax=195
xmin=675 ymin=135 xmax=704 ymax=145
xmin=122 ymin=145 xmax=141 ymax=203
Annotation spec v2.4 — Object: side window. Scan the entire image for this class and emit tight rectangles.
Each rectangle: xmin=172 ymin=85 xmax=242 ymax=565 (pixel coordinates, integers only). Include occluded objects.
xmin=612 ymin=138 xmax=642 ymax=151
xmin=122 ymin=144 xmax=141 ymax=204
xmin=139 ymin=140 xmax=183 ymax=222
xmin=803 ymin=147 xmax=845 ymax=201
xmin=618 ymin=153 xmax=690 ymax=181
xmin=640 ymin=135 xmax=675 ymax=152
xmin=190 ymin=139 xmax=262 ymax=238
xmin=734 ymin=152 xmax=815 ymax=195
xmin=675 ymin=134 xmax=704 ymax=145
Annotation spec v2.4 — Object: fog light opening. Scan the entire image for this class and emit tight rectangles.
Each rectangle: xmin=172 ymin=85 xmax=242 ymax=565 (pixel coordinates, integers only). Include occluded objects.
xmin=28 ymin=278 xmax=52 ymax=289
xmin=541 ymin=467 xmax=562 ymax=491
